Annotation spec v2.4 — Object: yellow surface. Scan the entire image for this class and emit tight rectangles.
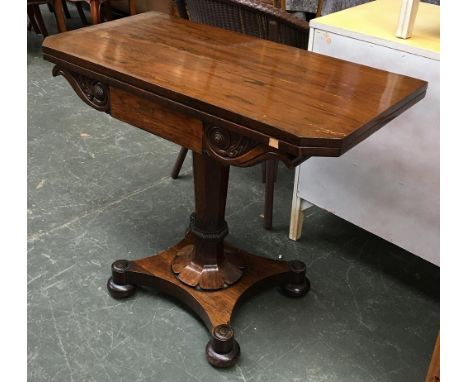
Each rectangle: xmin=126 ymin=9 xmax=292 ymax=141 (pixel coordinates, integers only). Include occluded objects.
xmin=312 ymin=0 xmax=439 ymax=54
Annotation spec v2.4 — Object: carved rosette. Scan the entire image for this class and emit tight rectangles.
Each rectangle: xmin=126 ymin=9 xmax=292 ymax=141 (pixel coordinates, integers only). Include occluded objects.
xmin=204 ymin=125 xmax=299 ymax=167
xmin=52 ymin=65 xmax=110 ymax=113
xmin=207 ymin=126 xmax=257 ymax=158
xmin=204 ymin=125 xmax=265 ymax=167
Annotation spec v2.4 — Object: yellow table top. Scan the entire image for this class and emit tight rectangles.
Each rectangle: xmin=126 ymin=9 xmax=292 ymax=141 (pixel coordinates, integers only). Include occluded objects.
xmin=310 ymin=0 xmax=439 ymax=57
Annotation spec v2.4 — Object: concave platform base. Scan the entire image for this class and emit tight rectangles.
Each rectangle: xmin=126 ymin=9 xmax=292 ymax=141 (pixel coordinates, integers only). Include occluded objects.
xmin=107 ymin=233 xmax=310 ymax=368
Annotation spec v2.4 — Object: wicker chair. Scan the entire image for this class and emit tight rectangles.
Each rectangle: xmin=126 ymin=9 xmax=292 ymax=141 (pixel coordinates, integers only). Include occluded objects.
xmin=171 ymin=0 xmax=309 ymax=229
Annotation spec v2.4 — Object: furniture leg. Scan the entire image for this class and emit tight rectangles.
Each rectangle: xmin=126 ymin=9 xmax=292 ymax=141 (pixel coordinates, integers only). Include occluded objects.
xmin=107 ymin=151 xmax=310 ymax=367
xmin=262 ymin=159 xmax=278 ymax=183
xmin=171 ymin=147 xmax=188 ymax=179
xmin=273 ymin=158 xmax=279 ymax=179
xmin=280 ymin=0 xmax=286 ymax=11
xmin=103 ymin=1 xmax=113 ymax=21
xmin=89 ymin=0 xmax=101 ymax=24
xmin=425 ymin=334 xmax=440 ymax=382
xmin=27 ymin=5 xmax=41 ymax=34
xmin=129 ymin=0 xmax=137 ymax=15
xmin=263 ymin=158 xmax=278 ymax=230
xmin=75 ymin=2 xmax=88 ymax=25
xmin=261 ymin=160 xmax=266 ymax=183
xmin=289 ymin=167 xmax=304 ymax=240
xmin=32 ymin=4 xmax=49 ymax=37
xmin=62 ymin=0 xmax=71 ymax=18
xmin=53 ymin=0 xmax=67 ymax=32
xmin=316 ymin=0 xmax=324 ymax=17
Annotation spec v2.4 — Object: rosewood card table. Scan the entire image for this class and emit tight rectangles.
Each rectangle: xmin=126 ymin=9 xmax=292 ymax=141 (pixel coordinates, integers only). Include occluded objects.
xmin=42 ymin=12 xmax=427 ymax=368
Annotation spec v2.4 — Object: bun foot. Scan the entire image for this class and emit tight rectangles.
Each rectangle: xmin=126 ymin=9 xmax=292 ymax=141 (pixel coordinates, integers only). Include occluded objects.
xmin=205 ymin=324 xmax=240 ymax=368
xmin=281 ymin=260 xmax=310 ymax=298
xmin=107 ymin=260 xmax=136 ymax=299
xmin=107 ymin=277 xmax=136 ymax=299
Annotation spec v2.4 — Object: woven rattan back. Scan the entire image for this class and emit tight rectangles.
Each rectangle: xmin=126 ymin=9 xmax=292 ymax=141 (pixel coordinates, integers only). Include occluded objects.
xmin=175 ymin=0 xmax=309 ymax=49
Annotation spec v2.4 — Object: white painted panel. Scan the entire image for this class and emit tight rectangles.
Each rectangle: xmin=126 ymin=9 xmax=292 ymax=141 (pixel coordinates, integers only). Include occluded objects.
xmin=297 ymin=30 xmax=439 ymax=265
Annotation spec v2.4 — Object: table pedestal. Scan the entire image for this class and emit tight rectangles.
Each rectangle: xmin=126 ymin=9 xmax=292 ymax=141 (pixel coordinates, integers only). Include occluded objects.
xmin=107 ymin=152 xmax=310 ymax=368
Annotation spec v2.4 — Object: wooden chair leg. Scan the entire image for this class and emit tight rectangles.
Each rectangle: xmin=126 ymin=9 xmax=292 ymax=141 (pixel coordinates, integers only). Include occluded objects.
xmin=272 ymin=158 xmax=278 ymax=181
xmin=75 ymin=2 xmax=88 ymax=25
xmin=425 ymin=334 xmax=440 ymax=382
xmin=32 ymin=4 xmax=49 ymax=37
xmin=62 ymin=0 xmax=71 ymax=18
xmin=53 ymin=0 xmax=67 ymax=32
xmin=316 ymin=0 xmax=324 ymax=17
xmin=261 ymin=159 xmax=278 ymax=184
xmin=171 ymin=147 xmax=189 ymax=179
xmin=264 ymin=159 xmax=278 ymax=230
xmin=27 ymin=5 xmax=41 ymax=34
xmin=261 ymin=161 xmax=266 ymax=183
xmin=129 ymin=0 xmax=137 ymax=15
xmin=90 ymin=0 xmax=101 ymax=24
xmin=103 ymin=1 xmax=113 ymax=21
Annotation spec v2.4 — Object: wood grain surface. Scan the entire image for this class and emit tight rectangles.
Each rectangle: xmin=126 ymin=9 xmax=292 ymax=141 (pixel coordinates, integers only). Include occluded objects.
xmin=128 ymin=234 xmax=291 ymax=329
xmin=42 ymin=12 xmax=427 ymax=155
xmin=111 ymin=87 xmax=203 ymax=153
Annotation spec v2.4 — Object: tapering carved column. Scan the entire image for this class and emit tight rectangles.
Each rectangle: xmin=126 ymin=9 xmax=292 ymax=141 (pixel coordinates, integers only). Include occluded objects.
xmin=172 ymin=152 xmax=243 ymax=290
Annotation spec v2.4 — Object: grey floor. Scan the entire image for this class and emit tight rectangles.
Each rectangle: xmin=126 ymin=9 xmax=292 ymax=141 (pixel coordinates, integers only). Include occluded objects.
xmin=28 ymin=7 xmax=439 ymax=382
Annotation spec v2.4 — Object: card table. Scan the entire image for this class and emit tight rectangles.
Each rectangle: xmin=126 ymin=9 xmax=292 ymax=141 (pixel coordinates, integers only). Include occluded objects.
xmin=42 ymin=12 xmax=427 ymax=368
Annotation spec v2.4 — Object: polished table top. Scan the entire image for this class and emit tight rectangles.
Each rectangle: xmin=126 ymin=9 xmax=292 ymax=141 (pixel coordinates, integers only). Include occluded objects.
xmin=42 ymin=11 xmax=426 ymax=157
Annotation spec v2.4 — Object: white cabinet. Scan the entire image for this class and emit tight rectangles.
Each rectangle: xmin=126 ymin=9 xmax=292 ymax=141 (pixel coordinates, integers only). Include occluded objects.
xmin=289 ymin=0 xmax=440 ymax=265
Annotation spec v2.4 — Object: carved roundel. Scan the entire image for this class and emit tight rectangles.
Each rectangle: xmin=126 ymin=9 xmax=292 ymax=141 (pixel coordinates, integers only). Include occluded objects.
xmin=76 ymin=75 xmax=109 ymax=109
xmin=90 ymin=82 xmax=108 ymax=106
xmin=205 ymin=126 xmax=258 ymax=160
xmin=204 ymin=125 xmax=301 ymax=168
xmin=52 ymin=65 xmax=110 ymax=113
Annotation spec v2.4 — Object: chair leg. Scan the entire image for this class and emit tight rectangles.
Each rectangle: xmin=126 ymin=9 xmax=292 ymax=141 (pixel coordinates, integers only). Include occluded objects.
xmin=90 ymin=0 xmax=101 ymax=24
xmin=273 ymin=158 xmax=279 ymax=180
xmin=129 ymin=0 xmax=137 ymax=15
xmin=261 ymin=161 xmax=266 ymax=183
xmin=171 ymin=147 xmax=189 ymax=179
xmin=62 ymin=0 xmax=71 ymax=18
xmin=32 ymin=4 xmax=49 ymax=37
xmin=53 ymin=0 xmax=67 ymax=32
xmin=103 ymin=1 xmax=113 ymax=21
xmin=261 ymin=159 xmax=278 ymax=184
xmin=263 ymin=159 xmax=278 ymax=230
xmin=75 ymin=2 xmax=88 ymax=25
xmin=27 ymin=5 xmax=41 ymax=34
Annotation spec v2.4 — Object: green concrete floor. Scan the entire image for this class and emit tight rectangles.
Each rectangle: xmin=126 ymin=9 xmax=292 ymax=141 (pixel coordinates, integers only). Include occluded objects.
xmin=27 ymin=6 xmax=439 ymax=382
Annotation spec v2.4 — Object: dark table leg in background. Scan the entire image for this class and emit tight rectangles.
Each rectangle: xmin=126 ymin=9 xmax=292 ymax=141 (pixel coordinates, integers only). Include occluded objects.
xmin=27 ymin=5 xmax=41 ymax=34
xmin=33 ymin=4 xmax=49 ymax=37
xmin=264 ymin=158 xmax=278 ymax=229
xmin=171 ymin=147 xmax=188 ymax=179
